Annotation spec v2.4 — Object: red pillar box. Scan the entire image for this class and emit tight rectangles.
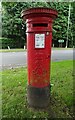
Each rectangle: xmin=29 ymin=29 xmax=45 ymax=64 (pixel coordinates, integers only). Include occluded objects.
xmin=21 ymin=8 xmax=58 ymax=108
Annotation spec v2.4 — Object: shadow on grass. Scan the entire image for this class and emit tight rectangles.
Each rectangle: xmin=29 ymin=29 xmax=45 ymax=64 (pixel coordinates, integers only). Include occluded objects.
xmin=25 ymin=92 xmax=74 ymax=119
xmin=2 ymin=85 xmax=74 ymax=119
xmin=2 ymin=60 xmax=74 ymax=119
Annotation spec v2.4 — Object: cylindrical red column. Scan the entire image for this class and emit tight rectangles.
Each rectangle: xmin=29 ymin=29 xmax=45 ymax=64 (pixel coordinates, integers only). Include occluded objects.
xmin=21 ymin=8 xmax=58 ymax=108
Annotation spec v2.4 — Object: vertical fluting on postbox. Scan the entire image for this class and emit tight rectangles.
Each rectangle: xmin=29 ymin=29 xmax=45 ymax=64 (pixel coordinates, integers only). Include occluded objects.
xmin=21 ymin=8 xmax=58 ymax=108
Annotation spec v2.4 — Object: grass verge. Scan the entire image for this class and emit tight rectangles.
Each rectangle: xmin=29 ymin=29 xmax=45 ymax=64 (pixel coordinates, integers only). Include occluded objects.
xmin=0 ymin=49 xmax=26 ymax=52
xmin=1 ymin=60 xmax=74 ymax=119
xmin=52 ymin=47 xmax=73 ymax=50
xmin=0 ymin=48 xmax=73 ymax=52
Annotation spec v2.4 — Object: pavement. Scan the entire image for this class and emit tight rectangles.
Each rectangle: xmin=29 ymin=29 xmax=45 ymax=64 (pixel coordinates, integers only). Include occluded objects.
xmin=0 ymin=49 xmax=74 ymax=70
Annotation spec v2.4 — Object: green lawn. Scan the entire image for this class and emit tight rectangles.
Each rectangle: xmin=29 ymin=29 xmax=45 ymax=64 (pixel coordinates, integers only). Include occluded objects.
xmin=0 ymin=48 xmax=73 ymax=52
xmin=1 ymin=60 xmax=74 ymax=119
xmin=52 ymin=47 xmax=73 ymax=50
xmin=0 ymin=49 xmax=26 ymax=52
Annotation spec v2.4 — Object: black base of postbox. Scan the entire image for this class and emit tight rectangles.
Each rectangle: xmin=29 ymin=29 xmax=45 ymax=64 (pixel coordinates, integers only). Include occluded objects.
xmin=27 ymin=85 xmax=50 ymax=108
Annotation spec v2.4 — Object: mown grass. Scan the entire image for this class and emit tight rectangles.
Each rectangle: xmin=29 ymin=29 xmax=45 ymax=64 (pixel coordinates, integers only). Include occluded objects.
xmin=1 ymin=60 xmax=74 ymax=119
xmin=52 ymin=47 xmax=73 ymax=50
xmin=0 ymin=49 xmax=26 ymax=52
xmin=51 ymin=61 xmax=74 ymax=111
xmin=0 ymin=48 xmax=73 ymax=52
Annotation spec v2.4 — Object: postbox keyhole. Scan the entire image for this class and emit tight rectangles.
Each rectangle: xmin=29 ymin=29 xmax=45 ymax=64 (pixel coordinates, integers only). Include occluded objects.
xmin=33 ymin=23 xmax=48 ymax=27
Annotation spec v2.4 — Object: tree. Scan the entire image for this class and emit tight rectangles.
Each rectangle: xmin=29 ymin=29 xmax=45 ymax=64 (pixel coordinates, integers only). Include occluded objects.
xmin=2 ymin=2 xmax=26 ymax=48
xmin=2 ymin=2 xmax=74 ymax=48
xmin=71 ymin=2 xmax=75 ymax=47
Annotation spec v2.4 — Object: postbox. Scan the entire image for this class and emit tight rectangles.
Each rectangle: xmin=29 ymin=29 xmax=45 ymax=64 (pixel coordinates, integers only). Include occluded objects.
xmin=21 ymin=8 xmax=58 ymax=108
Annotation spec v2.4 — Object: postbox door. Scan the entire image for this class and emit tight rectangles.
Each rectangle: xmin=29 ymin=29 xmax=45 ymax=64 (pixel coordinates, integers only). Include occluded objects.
xmin=27 ymin=31 xmax=52 ymax=88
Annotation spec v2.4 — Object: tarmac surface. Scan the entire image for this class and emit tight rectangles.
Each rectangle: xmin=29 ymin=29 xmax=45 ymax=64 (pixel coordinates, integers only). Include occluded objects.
xmin=0 ymin=49 xmax=74 ymax=70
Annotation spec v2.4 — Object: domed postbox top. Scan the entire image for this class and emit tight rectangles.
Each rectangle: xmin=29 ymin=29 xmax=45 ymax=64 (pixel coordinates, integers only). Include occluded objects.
xmin=21 ymin=7 xmax=58 ymax=20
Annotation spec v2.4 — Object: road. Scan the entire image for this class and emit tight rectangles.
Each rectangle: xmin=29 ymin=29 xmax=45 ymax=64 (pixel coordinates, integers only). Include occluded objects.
xmin=0 ymin=49 xmax=74 ymax=70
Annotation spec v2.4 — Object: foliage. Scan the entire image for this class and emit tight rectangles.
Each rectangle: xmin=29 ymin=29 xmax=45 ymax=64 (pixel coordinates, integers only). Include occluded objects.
xmin=0 ymin=48 xmax=25 ymax=52
xmin=71 ymin=2 xmax=75 ymax=47
xmin=0 ymin=37 xmax=21 ymax=49
xmin=2 ymin=2 xmax=74 ymax=48
xmin=2 ymin=2 xmax=26 ymax=48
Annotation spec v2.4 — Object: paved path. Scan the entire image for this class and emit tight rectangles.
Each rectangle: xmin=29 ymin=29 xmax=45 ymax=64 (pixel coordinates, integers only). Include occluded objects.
xmin=0 ymin=49 xmax=73 ymax=70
